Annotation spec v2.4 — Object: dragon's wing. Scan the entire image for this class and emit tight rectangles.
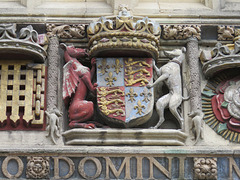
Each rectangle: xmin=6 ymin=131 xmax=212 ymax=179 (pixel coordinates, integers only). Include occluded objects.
xmin=63 ymin=60 xmax=80 ymax=101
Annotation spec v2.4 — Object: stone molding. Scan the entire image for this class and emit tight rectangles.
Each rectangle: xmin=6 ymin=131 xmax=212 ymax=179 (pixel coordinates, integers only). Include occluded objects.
xmin=62 ymin=129 xmax=187 ymax=146
xmin=0 ymin=152 xmax=238 ymax=179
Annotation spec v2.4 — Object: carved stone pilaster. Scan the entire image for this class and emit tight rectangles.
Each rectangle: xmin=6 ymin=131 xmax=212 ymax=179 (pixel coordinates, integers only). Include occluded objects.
xmin=187 ymin=37 xmax=203 ymax=144
xmin=26 ymin=156 xmax=50 ymax=179
xmin=46 ymin=36 xmax=60 ymax=111
xmin=194 ymin=158 xmax=217 ymax=180
xmin=186 ymin=37 xmax=201 ymax=112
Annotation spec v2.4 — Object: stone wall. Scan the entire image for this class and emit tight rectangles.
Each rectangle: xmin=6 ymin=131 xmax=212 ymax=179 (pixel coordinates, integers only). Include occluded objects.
xmin=0 ymin=1 xmax=240 ymax=179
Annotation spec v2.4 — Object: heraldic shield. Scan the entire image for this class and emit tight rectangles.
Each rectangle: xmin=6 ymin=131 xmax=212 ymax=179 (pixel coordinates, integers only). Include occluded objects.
xmin=96 ymin=57 xmax=154 ymax=128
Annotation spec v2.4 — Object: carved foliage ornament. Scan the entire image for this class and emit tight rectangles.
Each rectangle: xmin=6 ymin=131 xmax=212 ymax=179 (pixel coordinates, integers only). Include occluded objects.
xmin=26 ymin=156 xmax=50 ymax=179
xmin=194 ymin=158 xmax=217 ymax=180
xmin=162 ymin=25 xmax=201 ymax=40
xmin=0 ymin=24 xmax=17 ymax=39
xmin=46 ymin=24 xmax=86 ymax=39
xmin=218 ymin=25 xmax=234 ymax=41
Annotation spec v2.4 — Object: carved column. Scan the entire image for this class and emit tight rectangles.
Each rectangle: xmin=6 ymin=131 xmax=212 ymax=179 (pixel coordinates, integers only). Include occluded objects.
xmin=47 ymin=36 xmax=60 ymax=111
xmin=186 ymin=37 xmax=201 ymax=112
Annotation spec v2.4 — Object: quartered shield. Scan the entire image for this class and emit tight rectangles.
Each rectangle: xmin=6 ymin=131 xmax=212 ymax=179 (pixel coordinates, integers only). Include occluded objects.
xmin=96 ymin=57 xmax=154 ymax=127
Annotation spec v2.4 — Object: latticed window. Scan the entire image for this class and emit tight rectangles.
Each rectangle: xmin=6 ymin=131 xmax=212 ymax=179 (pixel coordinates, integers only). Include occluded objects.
xmin=0 ymin=61 xmax=46 ymax=130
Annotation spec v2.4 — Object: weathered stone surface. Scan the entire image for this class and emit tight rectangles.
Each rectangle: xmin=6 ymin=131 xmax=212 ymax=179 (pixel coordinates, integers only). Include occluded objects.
xmin=62 ymin=129 xmax=187 ymax=146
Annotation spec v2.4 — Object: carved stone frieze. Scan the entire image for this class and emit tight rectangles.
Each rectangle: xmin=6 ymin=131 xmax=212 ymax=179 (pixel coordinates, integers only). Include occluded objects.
xmin=162 ymin=25 xmax=201 ymax=40
xmin=26 ymin=156 xmax=50 ymax=179
xmin=218 ymin=25 xmax=234 ymax=41
xmin=46 ymin=24 xmax=86 ymax=39
xmin=194 ymin=158 xmax=217 ymax=180
xmin=0 ymin=154 xmax=240 ymax=179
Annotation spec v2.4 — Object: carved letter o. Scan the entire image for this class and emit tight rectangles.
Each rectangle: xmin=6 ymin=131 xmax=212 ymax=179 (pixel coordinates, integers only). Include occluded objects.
xmin=2 ymin=156 xmax=24 ymax=179
xmin=78 ymin=157 xmax=102 ymax=179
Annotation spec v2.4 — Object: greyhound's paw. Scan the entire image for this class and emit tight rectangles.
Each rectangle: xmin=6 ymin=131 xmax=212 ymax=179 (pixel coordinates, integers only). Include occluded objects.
xmin=149 ymin=126 xmax=158 ymax=129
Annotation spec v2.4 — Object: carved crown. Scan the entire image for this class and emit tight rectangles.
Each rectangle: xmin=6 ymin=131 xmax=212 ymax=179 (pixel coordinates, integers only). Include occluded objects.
xmin=87 ymin=6 xmax=161 ymax=59
xmin=200 ymin=35 xmax=240 ymax=77
xmin=0 ymin=24 xmax=46 ymax=62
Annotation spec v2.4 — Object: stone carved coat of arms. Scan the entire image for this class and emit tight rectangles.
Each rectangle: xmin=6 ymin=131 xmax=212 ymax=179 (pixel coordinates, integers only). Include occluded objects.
xmin=96 ymin=57 xmax=154 ymax=127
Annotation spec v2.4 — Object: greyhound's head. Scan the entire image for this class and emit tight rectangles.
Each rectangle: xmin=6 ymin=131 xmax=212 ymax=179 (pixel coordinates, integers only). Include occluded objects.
xmin=164 ymin=47 xmax=186 ymax=63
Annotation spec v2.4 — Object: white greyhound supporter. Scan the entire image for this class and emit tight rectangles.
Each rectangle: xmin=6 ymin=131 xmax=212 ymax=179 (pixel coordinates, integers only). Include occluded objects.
xmin=147 ymin=47 xmax=187 ymax=129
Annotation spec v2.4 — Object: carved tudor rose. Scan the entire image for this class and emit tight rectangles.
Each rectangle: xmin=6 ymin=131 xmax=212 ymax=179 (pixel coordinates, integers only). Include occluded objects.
xmin=26 ymin=157 xmax=50 ymax=179
xmin=194 ymin=158 xmax=217 ymax=180
xmin=201 ymin=36 xmax=240 ymax=142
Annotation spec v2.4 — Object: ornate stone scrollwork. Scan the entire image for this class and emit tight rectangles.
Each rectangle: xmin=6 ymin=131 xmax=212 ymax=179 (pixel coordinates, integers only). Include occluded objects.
xmin=162 ymin=25 xmax=201 ymax=40
xmin=218 ymin=25 xmax=234 ymax=41
xmin=194 ymin=158 xmax=217 ymax=180
xmin=19 ymin=25 xmax=38 ymax=43
xmin=46 ymin=24 xmax=86 ymax=39
xmin=26 ymin=156 xmax=50 ymax=179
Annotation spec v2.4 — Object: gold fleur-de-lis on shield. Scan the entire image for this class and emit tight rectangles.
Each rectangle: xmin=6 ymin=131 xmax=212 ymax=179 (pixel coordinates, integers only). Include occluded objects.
xmin=105 ymin=72 xmax=117 ymax=87
xmin=126 ymin=88 xmax=138 ymax=102
xmin=98 ymin=59 xmax=110 ymax=75
xmin=112 ymin=59 xmax=123 ymax=74
xmin=134 ymin=100 xmax=145 ymax=115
